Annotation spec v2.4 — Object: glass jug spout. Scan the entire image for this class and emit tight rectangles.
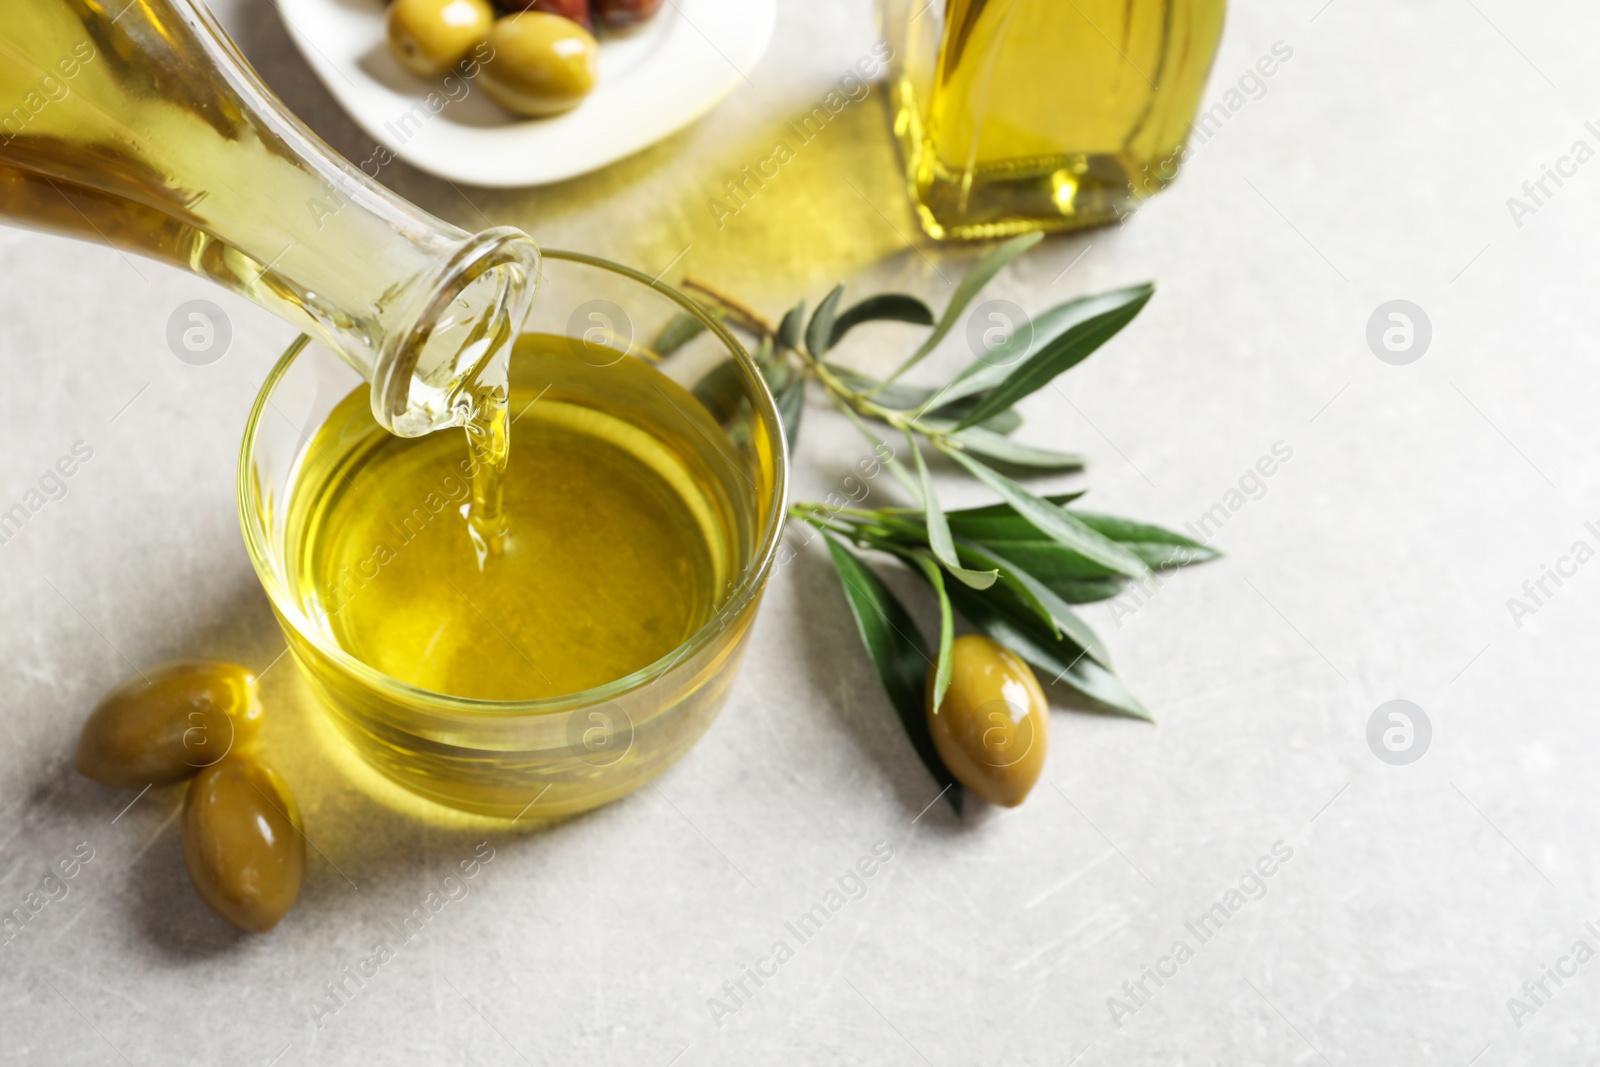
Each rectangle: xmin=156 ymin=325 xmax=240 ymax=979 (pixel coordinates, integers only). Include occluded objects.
xmin=0 ymin=0 xmax=538 ymax=437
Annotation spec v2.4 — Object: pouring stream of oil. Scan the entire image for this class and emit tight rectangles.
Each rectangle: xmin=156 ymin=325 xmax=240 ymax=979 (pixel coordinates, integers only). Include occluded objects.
xmin=283 ymin=336 xmax=744 ymax=703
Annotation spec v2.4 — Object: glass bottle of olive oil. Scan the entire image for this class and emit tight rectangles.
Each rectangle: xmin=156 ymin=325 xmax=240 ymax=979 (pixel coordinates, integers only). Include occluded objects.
xmin=883 ymin=0 xmax=1227 ymax=240
xmin=0 ymin=0 xmax=537 ymax=438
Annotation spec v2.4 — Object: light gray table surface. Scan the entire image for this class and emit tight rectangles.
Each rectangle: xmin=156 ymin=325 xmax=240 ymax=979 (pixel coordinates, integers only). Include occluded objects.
xmin=4 ymin=0 xmax=1598 ymax=1063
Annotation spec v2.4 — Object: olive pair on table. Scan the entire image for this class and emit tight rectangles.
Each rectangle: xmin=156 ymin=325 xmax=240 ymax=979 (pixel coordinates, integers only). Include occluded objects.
xmin=75 ymin=662 xmax=305 ymax=933
xmin=387 ymin=0 xmax=662 ymax=118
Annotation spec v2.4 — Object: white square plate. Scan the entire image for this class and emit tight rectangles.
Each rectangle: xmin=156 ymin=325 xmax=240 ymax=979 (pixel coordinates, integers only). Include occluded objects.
xmin=275 ymin=0 xmax=776 ymax=187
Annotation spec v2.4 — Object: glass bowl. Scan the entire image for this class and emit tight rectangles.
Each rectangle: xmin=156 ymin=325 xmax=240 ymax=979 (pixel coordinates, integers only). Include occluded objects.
xmin=238 ymin=249 xmax=787 ymax=819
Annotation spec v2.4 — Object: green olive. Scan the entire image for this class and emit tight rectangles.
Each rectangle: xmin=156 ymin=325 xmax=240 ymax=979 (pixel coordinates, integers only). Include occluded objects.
xmin=480 ymin=12 xmax=599 ymax=117
xmin=75 ymin=660 xmax=263 ymax=790
xmin=183 ymin=756 xmax=305 ymax=933
xmin=388 ymin=0 xmax=496 ymax=78
xmin=926 ymin=635 xmax=1049 ymax=807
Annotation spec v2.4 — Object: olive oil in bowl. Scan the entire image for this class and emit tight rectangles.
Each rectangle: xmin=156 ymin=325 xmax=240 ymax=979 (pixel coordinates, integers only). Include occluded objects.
xmin=286 ymin=334 xmax=743 ymax=703
xmin=242 ymin=258 xmax=787 ymax=821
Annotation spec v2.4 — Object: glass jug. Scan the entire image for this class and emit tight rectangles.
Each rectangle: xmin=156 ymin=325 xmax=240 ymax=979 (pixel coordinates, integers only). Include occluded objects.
xmin=0 ymin=0 xmax=538 ymax=437
xmin=882 ymin=0 xmax=1227 ymax=240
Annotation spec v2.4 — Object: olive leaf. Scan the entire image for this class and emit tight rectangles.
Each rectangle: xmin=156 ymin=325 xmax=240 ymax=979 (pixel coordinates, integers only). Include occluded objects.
xmin=688 ymin=360 xmax=747 ymax=426
xmin=953 ymin=284 xmax=1155 ymax=430
xmin=942 ymin=493 xmax=1089 ymax=540
xmin=955 ymin=538 xmax=1130 ymax=583
xmin=828 ymin=368 xmax=1025 ymax=434
xmin=953 ymin=538 xmax=1111 ymax=668
xmin=805 ymin=284 xmax=846 ymax=358
xmin=1040 ymin=577 xmax=1128 ymax=604
xmin=878 ymin=231 xmax=1043 ymax=387
xmin=935 ymin=423 xmax=1085 ymax=470
xmin=1072 ymin=511 xmax=1219 ymax=568
xmin=828 ymin=293 xmax=936 ymax=349
xmin=968 ymin=408 xmax=1023 ymax=436
xmin=778 ymin=299 xmax=806 ymax=351
xmin=752 ymin=335 xmax=776 ymax=369
xmin=909 ymin=551 xmax=954 ymax=712
xmin=817 ymin=530 xmax=961 ymax=812
xmin=928 ymin=286 xmax=1152 ymax=414
xmin=938 ymin=444 xmax=1150 ymax=580
xmin=850 ymin=509 xmax=1114 ymax=669
xmin=774 ymin=372 xmax=804 ymax=453
xmin=905 ymin=429 xmax=998 ymax=591
xmin=653 ymin=312 xmax=708 ymax=357
xmin=946 ymin=500 xmax=1216 ymax=573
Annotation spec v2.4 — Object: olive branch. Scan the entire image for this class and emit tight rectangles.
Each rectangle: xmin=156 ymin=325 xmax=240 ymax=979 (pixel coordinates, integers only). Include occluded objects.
xmin=657 ymin=233 xmax=1217 ymax=812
